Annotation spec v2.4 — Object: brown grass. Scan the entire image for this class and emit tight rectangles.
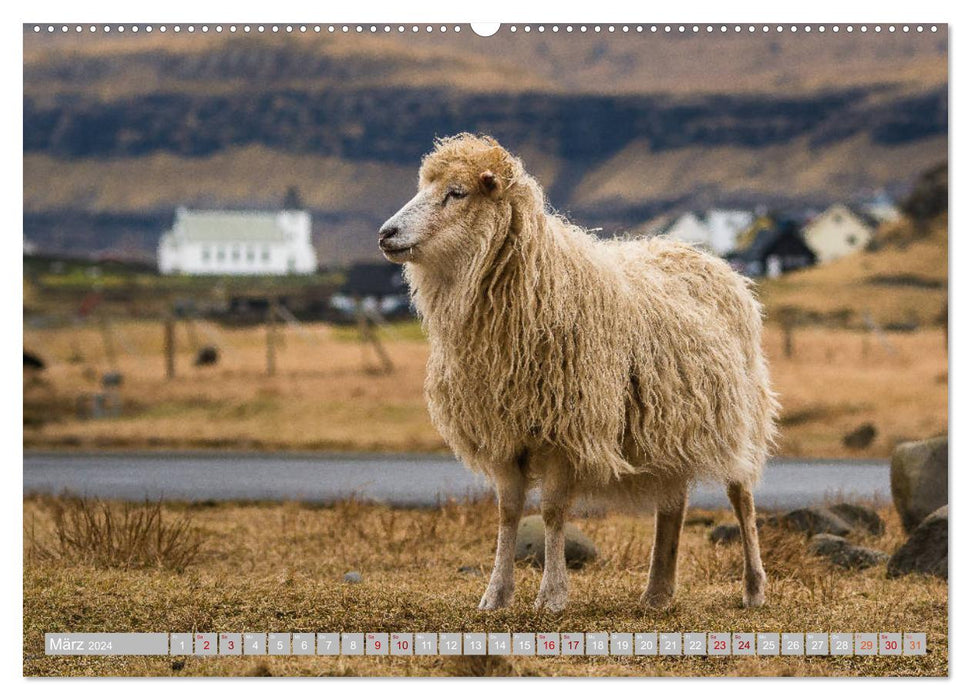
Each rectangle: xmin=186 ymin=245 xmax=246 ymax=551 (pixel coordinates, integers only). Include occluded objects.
xmin=758 ymin=217 xmax=947 ymax=329
xmin=23 ymin=497 xmax=947 ymax=677
xmin=28 ymin=496 xmax=207 ymax=571
xmin=23 ymin=316 xmax=946 ymax=459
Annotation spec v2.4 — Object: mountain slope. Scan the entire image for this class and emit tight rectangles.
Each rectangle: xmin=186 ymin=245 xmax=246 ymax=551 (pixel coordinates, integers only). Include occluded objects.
xmin=23 ymin=28 xmax=948 ymax=263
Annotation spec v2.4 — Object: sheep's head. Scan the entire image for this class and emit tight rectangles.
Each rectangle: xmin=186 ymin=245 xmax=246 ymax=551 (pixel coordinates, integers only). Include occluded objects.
xmin=378 ymin=133 xmax=523 ymax=266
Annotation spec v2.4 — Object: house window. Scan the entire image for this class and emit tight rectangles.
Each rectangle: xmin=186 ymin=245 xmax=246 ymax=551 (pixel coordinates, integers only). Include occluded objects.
xmin=247 ymin=247 xmax=255 ymax=263
xmin=201 ymin=246 xmax=211 ymax=262
xmin=261 ymin=247 xmax=271 ymax=262
xmin=216 ymin=247 xmax=226 ymax=262
xmin=232 ymin=246 xmax=241 ymax=262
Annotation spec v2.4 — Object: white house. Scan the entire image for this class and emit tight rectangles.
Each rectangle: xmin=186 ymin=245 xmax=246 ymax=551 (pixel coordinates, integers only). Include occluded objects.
xmin=662 ymin=212 xmax=710 ymax=249
xmin=158 ymin=208 xmax=317 ymax=275
xmin=706 ymin=210 xmax=756 ymax=255
xmin=654 ymin=210 xmax=755 ymax=256
xmin=802 ymin=203 xmax=876 ymax=264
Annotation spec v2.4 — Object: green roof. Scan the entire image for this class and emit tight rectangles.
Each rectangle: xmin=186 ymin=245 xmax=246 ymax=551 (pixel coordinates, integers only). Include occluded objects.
xmin=175 ymin=211 xmax=291 ymax=242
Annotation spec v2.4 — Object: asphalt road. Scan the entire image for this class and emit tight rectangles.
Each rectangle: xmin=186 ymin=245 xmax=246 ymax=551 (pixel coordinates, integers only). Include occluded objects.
xmin=23 ymin=452 xmax=890 ymax=509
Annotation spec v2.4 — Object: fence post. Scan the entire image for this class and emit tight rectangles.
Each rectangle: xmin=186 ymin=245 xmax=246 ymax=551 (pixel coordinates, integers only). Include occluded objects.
xmin=266 ymin=300 xmax=277 ymax=376
xmin=164 ymin=315 xmax=176 ymax=379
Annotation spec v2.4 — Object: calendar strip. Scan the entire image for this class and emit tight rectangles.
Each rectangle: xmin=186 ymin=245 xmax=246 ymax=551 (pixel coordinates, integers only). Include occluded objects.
xmin=44 ymin=632 xmax=927 ymax=657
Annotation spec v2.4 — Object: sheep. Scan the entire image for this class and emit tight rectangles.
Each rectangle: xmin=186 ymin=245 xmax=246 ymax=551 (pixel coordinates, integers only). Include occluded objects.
xmin=378 ymin=134 xmax=779 ymax=612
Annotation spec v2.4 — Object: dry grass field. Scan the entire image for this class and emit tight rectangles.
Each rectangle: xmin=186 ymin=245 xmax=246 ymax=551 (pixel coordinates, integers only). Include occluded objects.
xmin=22 ymin=496 xmax=947 ymax=677
xmin=23 ymin=316 xmax=947 ymax=459
xmin=760 ymin=219 xmax=948 ymax=329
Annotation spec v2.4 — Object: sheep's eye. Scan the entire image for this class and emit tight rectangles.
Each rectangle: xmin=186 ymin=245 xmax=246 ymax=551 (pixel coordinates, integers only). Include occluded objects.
xmin=443 ymin=188 xmax=467 ymax=205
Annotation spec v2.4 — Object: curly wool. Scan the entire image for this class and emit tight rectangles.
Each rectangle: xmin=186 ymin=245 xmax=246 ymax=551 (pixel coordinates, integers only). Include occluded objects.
xmin=405 ymin=134 xmax=779 ymax=501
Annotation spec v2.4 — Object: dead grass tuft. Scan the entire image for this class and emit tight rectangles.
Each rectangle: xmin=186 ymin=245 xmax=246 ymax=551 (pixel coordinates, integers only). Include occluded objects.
xmin=28 ymin=495 xmax=207 ymax=571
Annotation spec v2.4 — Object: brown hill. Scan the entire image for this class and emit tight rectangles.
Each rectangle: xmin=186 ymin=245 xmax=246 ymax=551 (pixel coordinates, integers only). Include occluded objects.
xmin=760 ymin=215 xmax=947 ymax=329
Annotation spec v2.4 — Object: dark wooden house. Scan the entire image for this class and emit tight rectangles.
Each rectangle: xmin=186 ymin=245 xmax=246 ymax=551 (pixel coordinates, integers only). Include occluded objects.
xmin=727 ymin=220 xmax=816 ymax=278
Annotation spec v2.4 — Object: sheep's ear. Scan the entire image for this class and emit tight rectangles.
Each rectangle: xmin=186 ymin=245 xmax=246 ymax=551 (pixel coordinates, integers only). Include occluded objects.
xmin=479 ymin=170 xmax=500 ymax=196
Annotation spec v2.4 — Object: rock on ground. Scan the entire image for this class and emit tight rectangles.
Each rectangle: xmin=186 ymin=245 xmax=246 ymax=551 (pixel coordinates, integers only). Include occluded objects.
xmin=828 ymin=502 xmax=885 ymax=536
xmin=515 ymin=514 xmax=597 ymax=569
xmin=843 ymin=422 xmax=877 ymax=449
xmin=808 ymin=533 xmax=889 ymax=569
xmin=888 ymin=505 xmax=948 ymax=579
xmin=343 ymin=571 xmax=363 ymax=583
xmin=708 ymin=504 xmax=884 ymax=543
xmin=779 ymin=507 xmax=852 ymax=537
xmin=708 ymin=517 xmax=768 ymax=544
xmin=891 ymin=436 xmax=948 ymax=533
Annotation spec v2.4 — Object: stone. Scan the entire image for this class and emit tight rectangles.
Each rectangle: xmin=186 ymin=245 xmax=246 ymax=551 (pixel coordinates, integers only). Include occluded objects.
xmin=343 ymin=571 xmax=362 ymax=584
xmin=891 ymin=436 xmax=948 ymax=532
xmin=808 ymin=533 xmax=889 ymax=569
xmin=888 ymin=505 xmax=948 ymax=579
xmin=827 ymin=502 xmax=885 ymax=536
xmin=708 ymin=523 xmax=742 ymax=544
xmin=514 ymin=514 xmax=597 ymax=569
xmin=780 ymin=507 xmax=852 ymax=537
xmin=708 ymin=516 xmax=768 ymax=544
xmin=712 ymin=506 xmax=881 ymax=542
xmin=843 ymin=423 xmax=877 ymax=449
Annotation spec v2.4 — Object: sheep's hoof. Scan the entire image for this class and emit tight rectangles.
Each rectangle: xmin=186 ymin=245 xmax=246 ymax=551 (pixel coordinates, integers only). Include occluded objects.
xmin=742 ymin=591 xmax=765 ymax=608
xmin=742 ymin=571 xmax=767 ymax=608
xmin=640 ymin=589 xmax=675 ymax=610
xmin=478 ymin=585 xmax=514 ymax=610
xmin=533 ymin=587 xmax=569 ymax=613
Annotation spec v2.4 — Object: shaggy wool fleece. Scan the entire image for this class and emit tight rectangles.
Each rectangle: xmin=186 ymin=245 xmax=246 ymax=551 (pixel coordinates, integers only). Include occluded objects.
xmin=401 ymin=134 xmax=779 ymax=510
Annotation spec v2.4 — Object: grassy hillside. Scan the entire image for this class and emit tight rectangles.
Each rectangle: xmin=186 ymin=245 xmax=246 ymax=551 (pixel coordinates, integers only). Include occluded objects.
xmin=23 ymin=28 xmax=947 ymax=263
xmin=759 ymin=215 xmax=948 ymax=328
xmin=26 ymin=27 xmax=946 ymax=99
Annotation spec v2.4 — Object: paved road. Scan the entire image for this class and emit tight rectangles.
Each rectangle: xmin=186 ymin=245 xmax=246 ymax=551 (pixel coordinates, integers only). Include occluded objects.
xmin=23 ymin=452 xmax=890 ymax=508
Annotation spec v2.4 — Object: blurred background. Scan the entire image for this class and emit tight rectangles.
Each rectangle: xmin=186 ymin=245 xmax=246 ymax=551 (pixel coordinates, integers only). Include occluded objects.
xmin=22 ymin=25 xmax=948 ymax=461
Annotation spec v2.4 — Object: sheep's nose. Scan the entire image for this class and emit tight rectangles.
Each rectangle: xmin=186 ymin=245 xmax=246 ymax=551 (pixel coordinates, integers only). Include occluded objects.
xmin=379 ymin=225 xmax=399 ymax=242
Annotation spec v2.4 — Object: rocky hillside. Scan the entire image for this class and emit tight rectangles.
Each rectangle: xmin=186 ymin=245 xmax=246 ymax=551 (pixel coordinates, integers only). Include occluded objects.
xmin=23 ymin=28 xmax=948 ymax=263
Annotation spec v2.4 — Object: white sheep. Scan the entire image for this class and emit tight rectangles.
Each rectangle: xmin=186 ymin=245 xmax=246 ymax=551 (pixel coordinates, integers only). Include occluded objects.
xmin=379 ymin=134 xmax=778 ymax=612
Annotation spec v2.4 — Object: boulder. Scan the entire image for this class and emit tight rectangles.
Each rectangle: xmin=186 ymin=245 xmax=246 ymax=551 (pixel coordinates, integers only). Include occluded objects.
xmin=194 ymin=345 xmax=220 ymax=367
xmin=515 ymin=514 xmax=597 ymax=569
xmin=710 ymin=506 xmax=881 ymax=542
xmin=891 ymin=436 xmax=948 ymax=532
xmin=808 ymin=533 xmax=889 ymax=569
xmin=888 ymin=505 xmax=948 ymax=579
xmin=708 ymin=516 xmax=768 ymax=544
xmin=343 ymin=571 xmax=362 ymax=584
xmin=780 ymin=507 xmax=852 ymax=537
xmin=828 ymin=502 xmax=885 ymax=537
xmin=843 ymin=423 xmax=877 ymax=449
xmin=708 ymin=523 xmax=742 ymax=544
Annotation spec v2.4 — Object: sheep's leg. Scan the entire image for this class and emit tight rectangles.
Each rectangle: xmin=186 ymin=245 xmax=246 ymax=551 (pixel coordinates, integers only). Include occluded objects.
xmin=478 ymin=458 xmax=528 ymax=610
xmin=641 ymin=491 xmax=687 ymax=609
xmin=727 ymin=481 xmax=767 ymax=608
xmin=534 ymin=461 xmax=573 ymax=613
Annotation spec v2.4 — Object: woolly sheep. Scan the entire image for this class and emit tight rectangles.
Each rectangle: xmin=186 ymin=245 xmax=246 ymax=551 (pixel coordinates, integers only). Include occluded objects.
xmin=378 ymin=134 xmax=778 ymax=612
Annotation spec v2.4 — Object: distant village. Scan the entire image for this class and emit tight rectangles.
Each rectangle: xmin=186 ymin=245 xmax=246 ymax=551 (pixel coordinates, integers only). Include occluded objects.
xmin=22 ymin=191 xmax=902 ymax=324
xmin=637 ymin=192 xmax=900 ymax=279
